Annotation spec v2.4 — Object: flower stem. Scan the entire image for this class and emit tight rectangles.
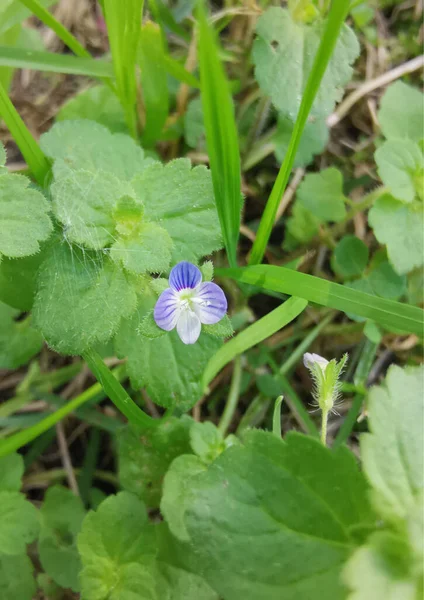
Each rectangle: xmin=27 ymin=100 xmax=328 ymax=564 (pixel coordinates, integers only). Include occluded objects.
xmin=218 ymin=356 xmax=243 ymax=436
xmin=321 ymin=409 xmax=329 ymax=446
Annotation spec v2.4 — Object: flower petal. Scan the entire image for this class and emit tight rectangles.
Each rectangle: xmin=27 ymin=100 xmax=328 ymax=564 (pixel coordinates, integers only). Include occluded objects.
xmin=193 ymin=282 xmax=227 ymax=325
xmin=154 ymin=288 xmax=180 ymax=331
xmin=303 ymin=353 xmax=329 ymax=371
xmin=176 ymin=310 xmax=201 ymax=344
xmin=169 ymin=261 xmax=202 ymax=291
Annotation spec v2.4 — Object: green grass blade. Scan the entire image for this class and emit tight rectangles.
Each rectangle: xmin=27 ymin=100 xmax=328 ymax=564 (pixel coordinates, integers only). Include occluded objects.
xmin=83 ymin=348 xmax=168 ymax=429
xmin=139 ymin=21 xmax=169 ymax=146
xmin=202 ymin=296 xmax=308 ymax=389
xmin=0 ymin=81 xmax=50 ymax=184
xmin=164 ymin=55 xmax=200 ymax=88
xmin=103 ymin=0 xmax=144 ymax=137
xmin=249 ymin=0 xmax=351 ymax=265
xmin=148 ymin=0 xmax=190 ymax=42
xmin=197 ymin=0 xmax=242 ymax=268
xmin=18 ymin=0 xmax=90 ymax=57
xmin=272 ymin=396 xmax=284 ymax=438
xmin=0 ymin=46 xmax=114 ymax=77
xmin=0 ymin=365 xmax=124 ymax=459
xmin=218 ymin=265 xmax=424 ymax=335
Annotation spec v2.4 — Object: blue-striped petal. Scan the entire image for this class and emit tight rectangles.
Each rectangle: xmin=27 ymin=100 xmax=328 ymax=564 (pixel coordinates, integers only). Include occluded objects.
xmin=176 ymin=310 xmax=201 ymax=344
xmin=154 ymin=288 xmax=180 ymax=331
xmin=169 ymin=261 xmax=202 ymax=291
xmin=193 ymin=282 xmax=227 ymax=325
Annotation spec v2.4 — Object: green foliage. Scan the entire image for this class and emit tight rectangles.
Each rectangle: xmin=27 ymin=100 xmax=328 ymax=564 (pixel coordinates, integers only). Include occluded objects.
xmin=189 ymin=421 xmax=226 ymax=464
xmin=297 ymin=167 xmax=347 ymax=222
xmin=333 ymin=236 xmax=369 ymax=279
xmin=184 ymin=97 xmax=204 ymax=148
xmin=0 ymin=248 xmax=47 ymax=311
xmin=0 ymin=554 xmax=36 ymax=600
xmin=0 ymin=453 xmax=23 ymax=491
xmin=375 ymin=139 xmax=423 ymax=204
xmin=253 ymin=7 xmax=359 ymax=120
xmin=33 ymin=243 xmax=137 ymax=355
xmin=0 ymin=147 xmax=52 ymax=260
xmin=378 ymin=81 xmax=424 ymax=143
xmin=274 ymin=114 xmax=328 ymax=167
xmin=38 ymin=485 xmax=85 ymax=592
xmin=0 ymin=302 xmax=42 ymax=369
xmin=118 ymin=417 xmax=192 ymax=508
xmin=367 ymin=261 xmax=406 ymax=300
xmin=284 ymin=201 xmax=320 ymax=249
xmin=56 ymin=84 xmax=128 ymax=133
xmin=202 ymin=314 xmax=234 ymax=338
xmin=369 ymin=194 xmax=424 ymax=275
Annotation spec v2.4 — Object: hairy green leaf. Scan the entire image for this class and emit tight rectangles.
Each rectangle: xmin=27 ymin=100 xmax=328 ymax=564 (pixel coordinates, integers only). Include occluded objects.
xmin=33 ymin=243 xmax=137 ymax=354
xmin=375 ymin=139 xmax=423 ymax=203
xmin=297 ymin=167 xmax=347 ymax=222
xmin=0 ymin=491 xmax=39 ymax=555
xmin=284 ymin=201 xmax=320 ymax=250
xmin=253 ymin=7 xmax=359 ymax=120
xmin=0 ymin=302 xmax=42 ymax=369
xmin=378 ymin=81 xmax=424 ymax=143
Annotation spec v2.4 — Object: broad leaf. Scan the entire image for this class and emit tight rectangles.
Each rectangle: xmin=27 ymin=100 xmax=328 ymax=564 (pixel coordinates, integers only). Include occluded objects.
xmin=33 ymin=242 xmax=137 ymax=354
xmin=117 ymin=417 xmax=192 ymax=508
xmin=378 ymin=81 xmax=424 ymax=143
xmin=39 ymin=486 xmax=85 ymax=592
xmin=0 ymin=164 xmax=52 ymax=260
xmin=0 ymin=302 xmax=42 ymax=369
xmin=375 ymin=139 xmax=423 ymax=203
xmin=253 ymin=7 xmax=359 ymax=120
xmin=0 ymin=453 xmax=23 ymax=492
xmin=333 ymin=235 xmax=369 ymax=279
xmin=0 ymin=554 xmax=36 ymax=600
xmin=131 ymin=159 xmax=222 ymax=263
xmin=297 ymin=167 xmax=347 ymax=222
xmin=369 ymin=195 xmax=424 ymax=275
xmin=275 ymin=115 xmax=328 ymax=167
xmin=0 ymin=247 xmax=48 ymax=311
xmin=361 ymin=364 xmax=423 ymax=524
xmin=0 ymin=491 xmax=39 ymax=555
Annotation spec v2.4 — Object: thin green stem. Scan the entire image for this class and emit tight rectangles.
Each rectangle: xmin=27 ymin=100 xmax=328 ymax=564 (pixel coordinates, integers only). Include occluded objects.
xmin=321 ymin=409 xmax=328 ymax=446
xmin=276 ymin=374 xmax=319 ymax=437
xmin=218 ymin=356 xmax=243 ymax=435
xmin=272 ymin=395 xmax=284 ymax=438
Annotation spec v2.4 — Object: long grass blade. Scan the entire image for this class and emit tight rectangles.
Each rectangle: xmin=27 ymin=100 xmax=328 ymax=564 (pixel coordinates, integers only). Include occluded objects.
xmin=0 ymin=46 xmax=114 ymax=77
xmin=202 ymin=296 xmax=308 ymax=389
xmin=103 ymin=0 xmax=144 ymax=138
xmin=164 ymin=55 xmax=200 ymax=88
xmin=0 ymin=81 xmax=50 ymax=184
xmin=249 ymin=0 xmax=351 ymax=265
xmin=197 ymin=0 xmax=242 ymax=268
xmin=139 ymin=21 xmax=169 ymax=146
xmin=218 ymin=265 xmax=424 ymax=335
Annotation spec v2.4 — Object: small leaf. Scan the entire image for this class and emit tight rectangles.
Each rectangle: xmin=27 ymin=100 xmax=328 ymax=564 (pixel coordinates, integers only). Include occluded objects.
xmin=253 ymin=7 xmax=359 ymax=120
xmin=333 ymin=235 xmax=369 ymax=279
xmin=0 ymin=491 xmax=39 ymax=555
xmin=200 ymin=260 xmax=214 ymax=282
xmin=275 ymin=114 xmax=328 ymax=167
xmin=369 ymin=195 xmax=424 ymax=275
xmin=375 ymin=139 xmax=423 ymax=203
xmin=297 ymin=167 xmax=347 ymax=222
xmin=368 ymin=261 xmax=406 ymax=300
xmin=131 ymin=158 xmax=222 ymax=263
xmin=138 ymin=310 xmax=167 ymax=339
xmin=0 ymin=554 xmax=36 ymax=600
xmin=56 ymin=84 xmax=128 ymax=133
xmin=0 ymin=170 xmax=52 ymax=259
xmin=284 ymin=200 xmax=320 ymax=249
xmin=202 ymin=314 xmax=234 ymax=338
xmin=361 ymin=364 xmax=423 ymax=523
xmin=33 ymin=242 xmax=137 ymax=354
xmin=117 ymin=417 xmax=192 ymax=508
xmin=184 ymin=97 xmax=204 ymax=148
xmin=378 ymin=81 xmax=424 ymax=143
xmin=0 ymin=453 xmax=24 ymax=492
xmin=39 ymin=486 xmax=85 ymax=592
xmin=0 ymin=302 xmax=43 ymax=369
xmin=189 ymin=421 xmax=226 ymax=464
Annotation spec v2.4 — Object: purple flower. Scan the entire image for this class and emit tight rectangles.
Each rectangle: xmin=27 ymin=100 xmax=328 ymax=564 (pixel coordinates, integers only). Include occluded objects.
xmin=154 ymin=261 xmax=227 ymax=344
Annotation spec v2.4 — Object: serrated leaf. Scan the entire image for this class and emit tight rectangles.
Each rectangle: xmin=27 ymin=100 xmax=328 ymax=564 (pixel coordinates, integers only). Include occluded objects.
xmin=138 ymin=310 xmax=167 ymax=339
xmin=375 ymin=139 xmax=423 ymax=203
xmin=275 ymin=114 xmax=328 ymax=167
xmin=51 ymin=168 xmax=134 ymax=250
xmin=361 ymin=364 xmax=423 ymax=524
xmin=283 ymin=200 xmax=320 ymax=249
xmin=56 ymin=84 xmax=128 ymax=133
xmin=0 ymin=302 xmax=43 ymax=369
xmin=0 ymin=453 xmax=23 ymax=492
xmin=0 ymin=491 xmax=39 ymax=555
xmin=0 ymin=171 xmax=52 ymax=259
xmin=0 ymin=246 xmax=48 ymax=311
xmin=115 ymin=299 xmax=222 ymax=410
xmin=131 ymin=159 xmax=222 ymax=263
xmin=110 ymin=222 xmax=173 ymax=275
xmin=117 ymin=417 xmax=192 ymax=508
xmin=0 ymin=554 xmax=36 ymax=600
xmin=333 ymin=235 xmax=369 ymax=279
xmin=77 ymin=492 xmax=157 ymax=600
xmin=202 ymin=314 xmax=234 ymax=338
xmin=184 ymin=97 xmax=204 ymax=148
xmin=378 ymin=81 xmax=424 ymax=143
xmin=178 ymin=431 xmax=373 ymax=600
xmin=40 ymin=120 xmax=153 ymax=181
xmin=253 ymin=7 xmax=359 ymax=120
xmin=33 ymin=242 xmax=137 ymax=354
xmin=297 ymin=167 xmax=347 ymax=222
xmin=369 ymin=195 xmax=424 ymax=275
xmin=200 ymin=260 xmax=213 ymax=282
xmin=39 ymin=486 xmax=85 ymax=592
